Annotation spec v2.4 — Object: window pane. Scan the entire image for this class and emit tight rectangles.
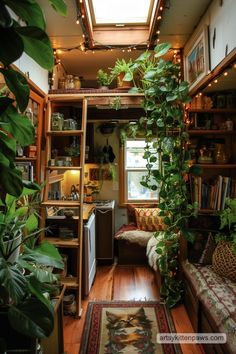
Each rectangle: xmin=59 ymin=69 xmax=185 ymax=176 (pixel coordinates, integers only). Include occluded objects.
xmin=127 ymin=171 xmax=158 ymax=200
xmin=125 ymin=140 xmax=159 ymax=169
xmin=91 ymin=0 xmax=152 ymax=24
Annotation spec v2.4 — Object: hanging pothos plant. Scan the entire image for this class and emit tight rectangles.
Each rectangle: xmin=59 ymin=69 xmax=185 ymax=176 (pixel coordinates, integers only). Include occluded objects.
xmin=121 ymin=43 xmax=199 ymax=307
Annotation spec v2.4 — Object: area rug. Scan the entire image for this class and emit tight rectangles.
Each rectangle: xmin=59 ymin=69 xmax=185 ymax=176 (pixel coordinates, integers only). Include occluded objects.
xmin=79 ymin=301 xmax=182 ymax=354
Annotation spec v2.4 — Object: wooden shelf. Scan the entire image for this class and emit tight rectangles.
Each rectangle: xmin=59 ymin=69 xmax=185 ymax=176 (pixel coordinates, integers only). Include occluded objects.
xmin=61 ymin=277 xmax=79 ymax=288
xmin=193 ymin=163 xmax=236 ymax=169
xmin=46 ymin=130 xmax=84 ymax=136
xmin=188 ymin=129 xmax=236 ymax=135
xmin=188 ymin=108 xmax=236 ymax=113
xmin=15 ymin=157 xmax=37 ymax=161
xmin=42 ymin=200 xmax=80 ymax=207
xmin=47 ymin=166 xmax=82 ymax=171
xmin=49 ymin=173 xmax=64 ymax=184
xmin=45 ymin=237 xmax=79 ymax=248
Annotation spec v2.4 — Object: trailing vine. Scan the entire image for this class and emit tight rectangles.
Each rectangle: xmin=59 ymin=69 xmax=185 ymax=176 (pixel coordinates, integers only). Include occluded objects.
xmin=119 ymin=43 xmax=198 ymax=307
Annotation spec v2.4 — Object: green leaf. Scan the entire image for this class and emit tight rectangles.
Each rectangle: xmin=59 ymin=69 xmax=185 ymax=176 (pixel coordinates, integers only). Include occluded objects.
xmin=0 ymin=97 xmax=14 ymax=115
xmin=0 ymin=68 xmax=29 ymax=112
xmin=16 ymin=26 xmax=54 ymax=70
xmin=0 ymin=129 xmax=16 ymax=161
xmin=0 ymin=165 xmax=23 ymax=197
xmin=0 ymin=27 xmax=24 ymax=65
xmin=24 ymin=242 xmax=63 ymax=269
xmin=25 ymin=214 xmax=38 ymax=233
xmin=0 ymin=2 xmax=13 ymax=27
xmin=8 ymin=298 xmax=54 ymax=338
xmin=1 ymin=105 xmax=34 ymax=146
xmin=4 ymin=0 xmax=46 ymax=30
xmin=154 ymin=43 xmax=171 ymax=58
xmin=166 ymin=94 xmax=178 ymax=102
xmin=0 ymin=259 xmax=27 ymax=303
xmin=49 ymin=0 xmax=67 ymax=16
xmin=123 ymin=72 xmax=133 ymax=81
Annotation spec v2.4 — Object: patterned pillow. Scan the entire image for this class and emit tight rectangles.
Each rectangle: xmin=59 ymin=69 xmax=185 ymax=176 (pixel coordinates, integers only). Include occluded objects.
xmin=134 ymin=208 xmax=164 ymax=231
xmin=127 ymin=204 xmax=157 ymax=224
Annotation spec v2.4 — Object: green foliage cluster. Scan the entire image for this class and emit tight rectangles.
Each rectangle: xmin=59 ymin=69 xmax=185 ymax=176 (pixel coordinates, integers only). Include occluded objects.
xmin=0 ymin=0 xmax=67 ymax=349
xmin=120 ymin=43 xmax=198 ymax=307
xmin=216 ymin=198 xmax=236 ymax=252
xmin=96 ymin=69 xmax=114 ymax=87
xmin=0 ymin=186 xmax=63 ymax=344
xmin=0 ymin=0 xmax=66 ymax=197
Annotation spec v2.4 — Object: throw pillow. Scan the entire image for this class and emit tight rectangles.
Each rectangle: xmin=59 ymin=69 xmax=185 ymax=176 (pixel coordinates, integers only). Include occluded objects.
xmin=127 ymin=204 xmax=157 ymax=225
xmin=198 ymin=232 xmax=216 ymax=265
xmin=187 ymin=231 xmax=216 ymax=265
xmin=134 ymin=207 xmax=164 ymax=232
xmin=212 ymin=241 xmax=236 ymax=282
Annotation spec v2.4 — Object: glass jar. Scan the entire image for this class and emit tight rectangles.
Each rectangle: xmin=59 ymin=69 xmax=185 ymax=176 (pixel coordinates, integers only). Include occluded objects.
xmin=65 ymin=74 xmax=74 ymax=89
xmin=51 ymin=112 xmax=64 ymax=131
xmin=58 ymin=76 xmax=66 ymax=90
xmin=74 ymin=76 xmax=81 ymax=89
xmin=225 ymin=118 xmax=233 ymax=131
xmin=214 ymin=143 xmax=229 ymax=164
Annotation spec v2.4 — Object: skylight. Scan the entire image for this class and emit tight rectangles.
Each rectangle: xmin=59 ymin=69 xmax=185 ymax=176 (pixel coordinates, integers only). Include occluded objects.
xmin=91 ymin=0 xmax=152 ymax=25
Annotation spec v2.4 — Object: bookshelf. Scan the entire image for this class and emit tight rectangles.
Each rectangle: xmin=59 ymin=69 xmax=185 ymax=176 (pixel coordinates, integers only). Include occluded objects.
xmin=187 ymin=108 xmax=236 ymax=213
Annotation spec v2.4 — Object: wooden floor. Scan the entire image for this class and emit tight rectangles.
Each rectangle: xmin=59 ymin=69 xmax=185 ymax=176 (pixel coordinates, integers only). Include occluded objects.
xmin=63 ymin=264 xmax=205 ymax=354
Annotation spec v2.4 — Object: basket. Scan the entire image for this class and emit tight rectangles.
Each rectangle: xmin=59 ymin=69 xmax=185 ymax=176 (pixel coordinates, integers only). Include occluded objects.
xmin=212 ymin=241 xmax=236 ymax=281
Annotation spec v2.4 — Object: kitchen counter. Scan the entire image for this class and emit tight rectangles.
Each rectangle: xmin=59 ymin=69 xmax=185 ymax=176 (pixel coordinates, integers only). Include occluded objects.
xmin=83 ymin=203 xmax=95 ymax=221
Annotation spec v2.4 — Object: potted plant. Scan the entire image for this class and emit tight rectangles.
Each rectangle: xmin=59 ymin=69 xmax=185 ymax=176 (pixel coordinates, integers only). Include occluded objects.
xmin=120 ymin=43 xmax=198 ymax=307
xmin=110 ymin=58 xmax=134 ymax=88
xmin=212 ymin=198 xmax=236 ymax=281
xmin=0 ymin=185 xmax=64 ymax=351
xmin=65 ymin=138 xmax=80 ymax=166
xmin=96 ymin=69 xmax=114 ymax=89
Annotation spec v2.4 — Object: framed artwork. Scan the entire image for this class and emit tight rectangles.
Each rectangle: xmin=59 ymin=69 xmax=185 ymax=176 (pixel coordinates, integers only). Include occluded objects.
xmin=15 ymin=162 xmax=33 ymax=181
xmin=89 ymin=167 xmax=112 ymax=181
xmin=184 ymin=26 xmax=209 ymax=91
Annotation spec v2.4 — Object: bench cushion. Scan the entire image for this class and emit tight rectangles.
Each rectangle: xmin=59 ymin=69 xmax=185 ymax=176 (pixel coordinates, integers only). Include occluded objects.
xmin=183 ymin=261 xmax=236 ymax=353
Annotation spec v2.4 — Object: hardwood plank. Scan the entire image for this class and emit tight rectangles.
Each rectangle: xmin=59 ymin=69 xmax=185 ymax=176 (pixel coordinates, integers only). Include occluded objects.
xmin=63 ymin=264 xmax=204 ymax=354
xmin=171 ymin=304 xmax=205 ymax=354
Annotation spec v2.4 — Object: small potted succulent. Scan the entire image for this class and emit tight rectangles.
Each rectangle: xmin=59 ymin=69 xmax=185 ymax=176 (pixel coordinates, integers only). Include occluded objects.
xmin=96 ymin=69 xmax=114 ymax=89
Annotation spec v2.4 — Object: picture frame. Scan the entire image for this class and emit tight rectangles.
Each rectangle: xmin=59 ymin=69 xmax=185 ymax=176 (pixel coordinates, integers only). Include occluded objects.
xmin=184 ymin=25 xmax=209 ymax=91
xmin=15 ymin=161 xmax=33 ymax=181
xmin=89 ymin=167 xmax=112 ymax=181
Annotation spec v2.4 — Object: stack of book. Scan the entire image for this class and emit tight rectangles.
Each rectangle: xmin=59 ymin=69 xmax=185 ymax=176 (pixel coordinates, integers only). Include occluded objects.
xmin=190 ymin=175 xmax=236 ymax=211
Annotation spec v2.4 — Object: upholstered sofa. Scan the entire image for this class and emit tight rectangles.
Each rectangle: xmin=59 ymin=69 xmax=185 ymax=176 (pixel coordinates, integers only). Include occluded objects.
xmin=181 ymin=232 xmax=236 ymax=354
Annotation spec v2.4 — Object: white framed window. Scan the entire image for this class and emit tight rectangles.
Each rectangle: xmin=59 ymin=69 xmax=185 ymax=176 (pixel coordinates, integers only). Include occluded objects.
xmin=123 ymin=139 xmax=159 ymax=202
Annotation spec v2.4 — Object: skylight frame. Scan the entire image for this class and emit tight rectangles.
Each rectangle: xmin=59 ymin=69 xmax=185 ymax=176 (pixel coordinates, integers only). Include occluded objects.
xmin=88 ymin=0 xmax=154 ymax=27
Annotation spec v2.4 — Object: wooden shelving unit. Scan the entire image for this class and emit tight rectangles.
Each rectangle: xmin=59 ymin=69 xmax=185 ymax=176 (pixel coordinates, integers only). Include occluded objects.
xmin=41 ymin=96 xmax=87 ymax=317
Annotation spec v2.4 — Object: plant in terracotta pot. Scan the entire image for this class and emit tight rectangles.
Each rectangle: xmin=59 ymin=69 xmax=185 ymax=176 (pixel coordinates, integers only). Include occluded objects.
xmin=96 ymin=69 xmax=114 ymax=89
xmin=212 ymin=198 xmax=236 ymax=281
xmin=110 ymin=58 xmax=134 ymax=88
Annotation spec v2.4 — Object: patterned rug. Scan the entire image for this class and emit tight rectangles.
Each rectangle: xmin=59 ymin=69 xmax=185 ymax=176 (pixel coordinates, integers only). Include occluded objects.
xmin=79 ymin=301 xmax=182 ymax=354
